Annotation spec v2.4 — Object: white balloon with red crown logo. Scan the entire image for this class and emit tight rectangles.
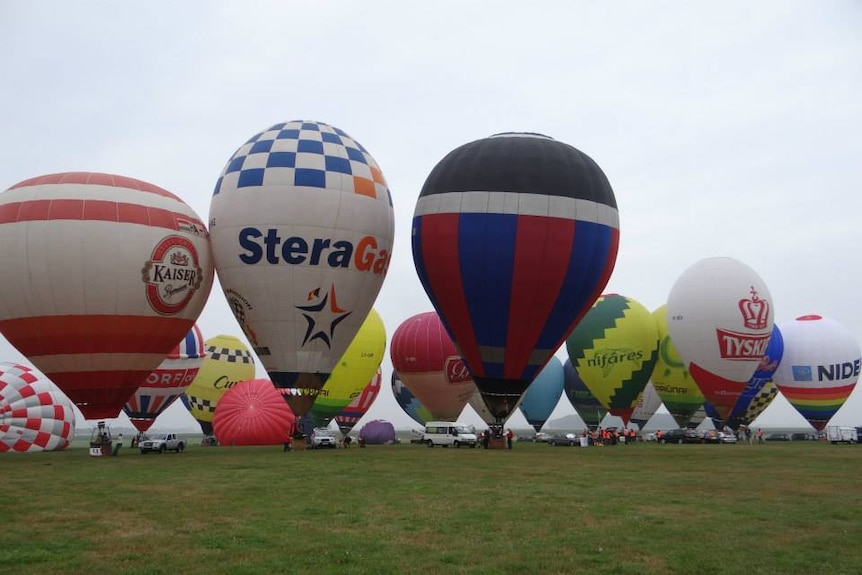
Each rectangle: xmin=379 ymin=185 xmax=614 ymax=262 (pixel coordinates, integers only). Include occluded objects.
xmin=666 ymin=257 xmax=774 ymax=424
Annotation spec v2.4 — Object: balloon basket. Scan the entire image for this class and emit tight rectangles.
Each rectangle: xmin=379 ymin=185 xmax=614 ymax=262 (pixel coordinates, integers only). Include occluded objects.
xmin=487 ymin=436 xmax=508 ymax=450
xmin=89 ymin=442 xmax=111 ymax=457
xmin=292 ymin=437 xmax=308 ymax=451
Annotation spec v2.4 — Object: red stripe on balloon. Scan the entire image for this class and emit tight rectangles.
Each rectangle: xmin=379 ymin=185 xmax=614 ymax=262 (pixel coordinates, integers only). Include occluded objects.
xmin=8 ymin=172 xmax=182 ymax=201
xmin=0 ymin=199 xmax=205 ymax=231
xmin=43 ymin=370 xmax=155 ymax=420
xmin=779 ymin=384 xmax=855 ymax=399
xmin=0 ymin=315 xmax=194 ymax=356
xmin=689 ymin=362 xmax=746 ymax=422
xmin=419 ymin=214 xmax=483 ymax=375
xmin=504 ymin=215 xmax=575 ymax=379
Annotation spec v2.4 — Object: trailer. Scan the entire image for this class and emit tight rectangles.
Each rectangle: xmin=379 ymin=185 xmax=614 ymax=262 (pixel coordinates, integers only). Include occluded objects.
xmin=826 ymin=426 xmax=856 ymax=444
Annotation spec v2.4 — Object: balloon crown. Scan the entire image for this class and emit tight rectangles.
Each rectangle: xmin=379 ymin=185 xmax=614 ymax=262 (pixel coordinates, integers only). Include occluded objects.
xmin=739 ymin=287 xmax=769 ymax=330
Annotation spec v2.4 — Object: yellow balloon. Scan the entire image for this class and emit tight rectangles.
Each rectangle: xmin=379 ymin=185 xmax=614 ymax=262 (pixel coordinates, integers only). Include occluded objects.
xmin=651 ymin=305 xmax=704 ymax=427
xmin=183 ymin=334 xmax=256 ymax=435
xmin=311 ymin=309 xmax=386 ymax=428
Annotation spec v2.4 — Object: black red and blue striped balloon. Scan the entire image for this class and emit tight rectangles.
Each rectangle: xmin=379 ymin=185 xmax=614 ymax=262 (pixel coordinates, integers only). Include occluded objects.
xmin=412 ymin=133 xmax=619 ymax=421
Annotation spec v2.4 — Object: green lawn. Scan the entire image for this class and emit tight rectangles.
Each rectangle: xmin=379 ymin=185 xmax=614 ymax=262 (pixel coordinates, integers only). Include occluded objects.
xmin=3 ymin=441 xmax=861 ymax=575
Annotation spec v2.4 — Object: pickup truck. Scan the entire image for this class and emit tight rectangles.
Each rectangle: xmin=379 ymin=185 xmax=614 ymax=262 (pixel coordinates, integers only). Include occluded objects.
xmin=139 ymin=433 xmax=186 ymax=454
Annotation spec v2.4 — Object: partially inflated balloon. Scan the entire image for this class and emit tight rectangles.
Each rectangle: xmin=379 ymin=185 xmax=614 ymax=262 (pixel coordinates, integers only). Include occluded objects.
xmin=723 ymin=324 xmax=784 ymax=430
xmin=740 ymin=380 xmax=780 ymax=426
xmin=309 ymin=309 xmax=385 ymax=428
xmin=334 ymin=368 xmax=382 ymax=434
xmin=563 ymin=359 xmax=607 ymax=431
xmin=650 ymin=305 xmax=704 ymax=428
xmin=209 ymin=121 xmax=394 ymax=417
xmin=213 ymin=379 xmax=295 ymax=446
xmin=124 ymin=324 xmax=206 ymax=433
xmin=412 ymin=133 xmax=619 ymax=421
xmin=391 ymin=371 xmax=432 ymax=426
xmin=773 ymin=315 xmax=860 ymax=431
xmin=182 ymin=335 xmax=255 ymax=436
xmin=390 ymin=312 xmax=475 ymax=421
xmin=518 ymin=356 xmax=564 ymax=432
xmin=0 ymin=363 xmax=76 ymax=452
xmin=667 ymin=257 xmax=774 ymax=424
xmin=0 ymin=172 xmax=214 ymax=419
xmin=566 ymin=294 xmax=659 ymax=425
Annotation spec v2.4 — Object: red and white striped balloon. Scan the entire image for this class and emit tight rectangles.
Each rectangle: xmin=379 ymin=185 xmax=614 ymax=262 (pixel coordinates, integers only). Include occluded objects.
xmin=0 ymin=172 xmax=214 ymax=420
xmin=0 ymin=362 xmax=76 ymax=452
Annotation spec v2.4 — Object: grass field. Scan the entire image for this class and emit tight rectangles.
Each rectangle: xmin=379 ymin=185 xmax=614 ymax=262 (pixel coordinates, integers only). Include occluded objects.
xmin=3 ymin=440 xmax=862 ymax=575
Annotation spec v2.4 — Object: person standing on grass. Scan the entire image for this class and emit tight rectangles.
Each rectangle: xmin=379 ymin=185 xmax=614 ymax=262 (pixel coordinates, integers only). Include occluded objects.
xmin=111 ymin=433 xmax=124 ymax=456
xmin=757 ymin=428 xmax=764 ymax=444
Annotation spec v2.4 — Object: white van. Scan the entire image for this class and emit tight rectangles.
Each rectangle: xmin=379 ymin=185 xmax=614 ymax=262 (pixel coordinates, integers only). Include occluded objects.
xmin=422 ymin=422 xmax=478 ymax=448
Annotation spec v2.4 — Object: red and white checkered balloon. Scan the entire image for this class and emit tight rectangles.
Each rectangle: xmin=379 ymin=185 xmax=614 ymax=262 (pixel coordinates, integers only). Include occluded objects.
xmin=0 ymin=362 xmax=76 ymax=452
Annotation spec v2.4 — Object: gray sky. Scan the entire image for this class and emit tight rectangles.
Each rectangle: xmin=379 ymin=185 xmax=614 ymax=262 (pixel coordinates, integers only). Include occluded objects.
xmin=1 ymin=1 xmax=860 ymax=432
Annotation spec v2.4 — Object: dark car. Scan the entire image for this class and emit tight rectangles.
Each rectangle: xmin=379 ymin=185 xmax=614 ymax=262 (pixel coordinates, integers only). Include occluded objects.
xmin=547 ymin=433 xmax=578 ymax=446
xmin=659 ymin=428 xmax=704 ymax=444
xmin=766 ymin=433 xmax=790 ymax=442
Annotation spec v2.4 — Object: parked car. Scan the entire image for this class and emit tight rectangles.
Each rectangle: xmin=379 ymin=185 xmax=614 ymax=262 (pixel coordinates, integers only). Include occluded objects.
xmin=702 ymin=430 xmax=722 ymax=444
xmin=547 ymin=433 xmax=578 ymax=446
xmin=534 ymin=432 xmax=552 ymax=443
xmin=310 ymin=428 xmax=338 ymax=449
xmin=717 ymin=431 xmax=738 ymax=444
xmin=659 ymin=428 xmax=704 ymax=444
xmin=766 ymin=433 xmax=790 ymax=442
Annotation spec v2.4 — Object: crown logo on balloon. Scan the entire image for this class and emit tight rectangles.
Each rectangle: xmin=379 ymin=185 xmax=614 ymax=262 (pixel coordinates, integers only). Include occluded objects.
xmin=738 ymin=286 xmax=769 ymax=330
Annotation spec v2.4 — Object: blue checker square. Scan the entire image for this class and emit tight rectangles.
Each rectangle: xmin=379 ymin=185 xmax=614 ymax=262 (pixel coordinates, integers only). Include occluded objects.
xmin=277 ymin=129 xmax=300 ymax=140
xmin=295 ymin=168 xmax=327 ymax=188
xmin=301 ymin=122 xmax=321 ymax=131
xmin=250 ymin=140 xmax=274 ymax=154
xmin=226 ymin=156 xmax=246 ymax=174
xmin=321 ymin=131 xmax=343 ymax=145
xmin=238 ymin=168 xmax=266 ymax=188
xmin=267 ymin=152 xmax=297 ymax=168
xmin=325 ymin=156 xmax=352 ymax=175
xmin=345 ymin=146 xmax=367 ymax=164
xmin=297 ymin=140 xmax=324 ymax=154
xmin=213 ymin=176 xmax=223 ymax=195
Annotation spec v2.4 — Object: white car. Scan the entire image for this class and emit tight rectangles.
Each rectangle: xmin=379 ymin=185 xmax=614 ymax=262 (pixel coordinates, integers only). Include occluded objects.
xmin=717 ymin=431 xmax=738 ymax=444
xmin=310 ymin=428 xmax=337 ymax=449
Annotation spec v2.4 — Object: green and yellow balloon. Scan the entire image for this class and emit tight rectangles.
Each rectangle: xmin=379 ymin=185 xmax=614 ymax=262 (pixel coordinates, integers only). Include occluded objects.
xmin=566 ymin=294 xmax=659 ymax=425
xmin=650 ymin=305 xmax=705 ymax=428
xmin=310 ymin=309 xmax=386 ymax=428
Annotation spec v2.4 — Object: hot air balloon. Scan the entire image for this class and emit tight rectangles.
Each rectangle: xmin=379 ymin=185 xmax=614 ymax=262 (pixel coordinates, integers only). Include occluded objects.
xmin=666 ymin=257 xmax=774 ymax=424
xmin=334 ymin=368 xmax=382 ymax=435
xmin=0 ymin=362 xmax=76 ymax=452
xmin=467 ymin=385 xmax=499 ymax=426
xmin=124 ymin=324 xmax=206 ymax=433
xmin=182 ymin=334 xmax=256 ymax=436
xmin=650 ymin=305 xmax=704 ymax=428
xmin=566 ymin=294 xmax=659 ymax=425
xmin=412 ymin=133 xmax=619 ymax=423
xmin=309 ymin=309 xmax=385 ymax=428
xmin=209 ymin=121 xmax=395 ymax=418
xmin=212 ymin=378 xmax=296 ymax=446
xmin=772 ymin=315 xmax=860 ymax=431
xmin=723 ymin=324 xmax=784 ymax=430
xmin=359 ymin=419 xmax=396 ymax=444
xmin=518 ymin=356 xmax=565 ymax=432
xmin=0 ymin=172 xmax=214 ymax=419
xmin=391 ymin=371 xmax=433 ymax=426
xmin=629 ymin=383 xmax=663 ymax=431
xmin=563 ymin=359 xmax=607 ymax=431
xmin=390 ymin=312 xmax=475 ymax=421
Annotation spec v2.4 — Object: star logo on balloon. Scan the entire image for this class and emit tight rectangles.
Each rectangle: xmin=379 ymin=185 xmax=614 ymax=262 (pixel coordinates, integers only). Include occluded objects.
xmin=297 ymin=284 xmax=352 ymax=348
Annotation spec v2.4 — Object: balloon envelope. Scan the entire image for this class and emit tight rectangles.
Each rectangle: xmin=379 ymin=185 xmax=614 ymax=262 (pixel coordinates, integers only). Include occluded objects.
xmin=124 ymin=323 xmax=206 ymax=433
xmin=630 ymin=382 xmax=663 ymax=430
xmin=0 ymin=362 xmax=76 ymax=452
xmin=359 ymin=419 xmax=396 ymax=444
xmin=723 ymin=324 xmax=784 ymax=430
xmin=562 ymin=359 xmax=607 ymax=431
xmin=334 ymin=368 xmax=382 ymax=434
xmin=566 ymin=294 xmax=659 ymax=425
xmin=209 ymin=121 xmax=395 ymax=417
xmin=773 ymin=315 xmax=860 ymax=431
xmin=518 ymin=356 xmax=564 ymax=432
xmin=667 ymin=257 xmax=774 ymax=424
xmin=182 ymin=335 xmax=256 ymax=436
xmin=0 ymin=172 xmax=214 ymax=419
xmin=650 ymin=305 xmax=705 ymax=428
xmin=391 ymin=371 xmax=433 ymax=426
xmin=390 ymin=311 xmax=475 ymax=421
xmin=310 ymin=309 xmax=385 ymax=428
xmin=412 ymin=133 xmax=619 ymax=421
xmin=213 ymin=378 xmax=296 ymax=446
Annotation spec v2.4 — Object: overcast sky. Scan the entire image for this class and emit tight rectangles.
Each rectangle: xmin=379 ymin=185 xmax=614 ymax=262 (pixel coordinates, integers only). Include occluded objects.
xmin=1 ymin=1 xmax=860 ymax=432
